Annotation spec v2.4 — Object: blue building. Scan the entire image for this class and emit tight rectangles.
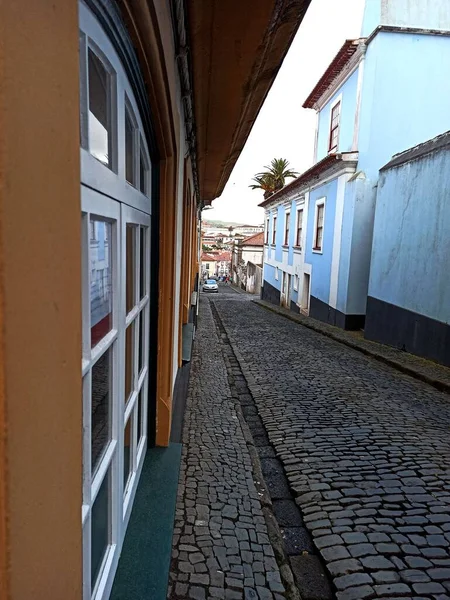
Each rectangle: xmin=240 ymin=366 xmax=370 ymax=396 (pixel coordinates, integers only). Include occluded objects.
xmin=261 ymin=0 xmax=450 ymax=329
xmin=365 ymin=132 xmax=450 ymax=366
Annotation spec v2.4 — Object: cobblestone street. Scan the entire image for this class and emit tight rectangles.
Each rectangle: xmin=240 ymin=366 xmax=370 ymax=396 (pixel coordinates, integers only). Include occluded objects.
xmin=170 ymin=284 xmax=450 ymax=600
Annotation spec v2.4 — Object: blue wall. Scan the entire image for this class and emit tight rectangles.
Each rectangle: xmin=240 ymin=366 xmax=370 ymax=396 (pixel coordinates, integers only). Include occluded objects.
xmin=361 ymin=0 xmax=381 ymax=36
xmin=358 ymin=32 xmax=450 ymax=181
xmin=369 ymin=147 xmax=450 ymax=324
xmin=316 ymin=68 xmax=359 ymax=162
xmin=262 ymin=262 xmax=281 ymax=291
xmin=305 ymin=178 xmax=338 ymax=305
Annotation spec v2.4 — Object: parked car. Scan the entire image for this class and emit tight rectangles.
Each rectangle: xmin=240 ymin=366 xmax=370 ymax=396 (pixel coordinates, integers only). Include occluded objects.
xmin=203 ymin=279 xmax=219 ymax=293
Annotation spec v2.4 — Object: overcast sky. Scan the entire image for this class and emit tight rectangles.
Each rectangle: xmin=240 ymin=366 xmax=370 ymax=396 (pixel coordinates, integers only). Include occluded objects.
xmin=204 ymin=0 xmax=365 ymax=225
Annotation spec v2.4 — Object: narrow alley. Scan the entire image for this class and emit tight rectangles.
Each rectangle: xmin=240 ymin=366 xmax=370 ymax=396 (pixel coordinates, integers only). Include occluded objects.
xmin=170 ymin=284 xmax=450 ymax=600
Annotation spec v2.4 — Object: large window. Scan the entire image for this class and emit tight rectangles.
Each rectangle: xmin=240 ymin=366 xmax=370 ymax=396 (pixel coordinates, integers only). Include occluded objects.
xmin=329 ymin=100 xmax=341 ymax=153
xmin=284 ymin=212 xmax=290 ymax=246
xmin=80 ymin=4 xmax=153 ymax=600
xmin=313 ymin=200 xmax=325 ymax=252
xmin=272 ymin=215 xmax=277 ymax=244
xmin=295 ymin=209 xmax=303 ymax=248
xmin=265 ymin=217 xmax=269 ymax=244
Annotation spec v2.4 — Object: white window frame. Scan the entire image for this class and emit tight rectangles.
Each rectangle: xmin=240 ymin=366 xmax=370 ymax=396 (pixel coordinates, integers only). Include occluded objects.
xmin=293 ymin=274 xmax=299 ymax=291
xmin=79 ymin=4 xmax=153 ymax=600
xmin=328 ymin=94 xmax=342 ymax=154
xmin=272 ymin=214 xmax=277 ymax=245
xmin=284 ymin=210 xmax=290 ymax=246
xmin=313 ymin=198 xmax=326 ymax=254
xmin=295 ymin=207 xmax=304 ymax=249
xmin=265 ymin=216 xmax=269 ymax=244
xmin=79 ymin=2 xmax=152 ymax=216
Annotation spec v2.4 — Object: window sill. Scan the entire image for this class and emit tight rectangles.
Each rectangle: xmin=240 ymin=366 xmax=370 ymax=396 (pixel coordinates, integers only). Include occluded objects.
xmin=282 ymin=245 xmax=289 ymax=249
xmin=312 ymin=248 xmax=323 ymax=254
xmin=293 ymin=246 xmax=302 ymax=253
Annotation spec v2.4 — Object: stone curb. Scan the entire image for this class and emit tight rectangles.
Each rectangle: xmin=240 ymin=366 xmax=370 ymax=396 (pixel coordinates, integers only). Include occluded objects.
xmin=253 ymin=298 xmax=450 ymax=397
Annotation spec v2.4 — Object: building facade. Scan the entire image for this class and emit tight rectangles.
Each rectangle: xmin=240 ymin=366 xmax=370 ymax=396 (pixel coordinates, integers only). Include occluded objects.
xmin=365 ymin=132 xmax=450 ymax=366
xmin=232 ymin=232 xmax=264 ymax=292
xmin=0 ymin=0 xmax=308 ymax=598
xmin=261 ymin=0 xmax=450 ymax=328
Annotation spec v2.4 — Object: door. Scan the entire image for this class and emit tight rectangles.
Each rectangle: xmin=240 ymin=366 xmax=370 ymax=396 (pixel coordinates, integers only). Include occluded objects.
xmin=81 ymin=189 xmax=151 ymax=600
xmin=121 ymin=204 xmax=150 ymax=527
xmin=301 ymin=273 xmax=310 ymax=315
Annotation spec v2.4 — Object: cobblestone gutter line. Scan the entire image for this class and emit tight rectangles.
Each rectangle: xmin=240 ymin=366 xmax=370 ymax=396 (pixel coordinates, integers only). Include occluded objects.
xmin=210 ymin=300 xmax=334 ymax=600
xmin=253 ymin=299 xmax=450 ymax=396
xmin=168 ymin=298 xmax=288 ymax=600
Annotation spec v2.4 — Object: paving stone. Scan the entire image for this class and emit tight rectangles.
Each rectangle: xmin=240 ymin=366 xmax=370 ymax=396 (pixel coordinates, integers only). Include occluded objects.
xmin=336 ymin=585 xmax=375 ymax=599
xmin=170 ymin=290 xmax=450 ymax=600
xmin=334 ymin=572 xmax=373 ymax=590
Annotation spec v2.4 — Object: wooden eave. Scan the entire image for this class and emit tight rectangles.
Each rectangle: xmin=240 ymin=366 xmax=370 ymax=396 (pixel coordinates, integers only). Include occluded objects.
xmin=187 ymin=0 xmax=311 ymax=205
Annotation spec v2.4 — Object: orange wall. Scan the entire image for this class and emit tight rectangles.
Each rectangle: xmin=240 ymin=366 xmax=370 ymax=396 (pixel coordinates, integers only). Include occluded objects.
xmin=0 ymin=1 xmax=82 ymax=597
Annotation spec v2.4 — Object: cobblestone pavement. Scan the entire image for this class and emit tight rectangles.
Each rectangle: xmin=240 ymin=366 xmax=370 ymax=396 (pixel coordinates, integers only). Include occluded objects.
xmin=210 ymin=286 xmax=450 ymax=600
xmin=168 ymin=294 xmax=288 ymax=600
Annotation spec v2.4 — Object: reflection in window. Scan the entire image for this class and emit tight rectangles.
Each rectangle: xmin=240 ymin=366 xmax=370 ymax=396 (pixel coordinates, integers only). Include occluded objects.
xmin=91 ymin=469 xmax=110 ymax=591
xmin=88 ymin=48 xmax=112 ymax=167
xmin=139 ymin=144 xmax=148 ymax=195
xmin=126 ymin=224 xmax=136 ymax=313
xmin=137 ymin=387 xmax=144 ymax=445
xmin=139 ymin=227 xmax=146 ymax=299
xmin=123 ymin=417 xmax=132 ymax=493
xmin=125 ymin=324 xmax=133 ymax=403
xmin=91 ymin=350 xmax=112 ymax=473
xmin=90 ymin=220 xmax=112 ymax=347
xmin=138 ymin=313 xmax=144 ymax=374
xmin=125 ymin=107 xmax=136 ymax=185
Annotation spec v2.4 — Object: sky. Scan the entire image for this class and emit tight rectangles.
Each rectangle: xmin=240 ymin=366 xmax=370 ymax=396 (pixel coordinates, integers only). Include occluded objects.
xmin=203 ymin=0 xmax=365 ymax=225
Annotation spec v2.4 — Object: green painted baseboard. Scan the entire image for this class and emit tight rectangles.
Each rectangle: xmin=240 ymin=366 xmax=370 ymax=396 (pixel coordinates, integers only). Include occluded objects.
xmin=111 ymin=444 xmax=182 ymax=600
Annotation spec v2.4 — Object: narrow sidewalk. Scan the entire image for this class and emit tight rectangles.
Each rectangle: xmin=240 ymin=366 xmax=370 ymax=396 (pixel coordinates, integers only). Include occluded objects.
xmin=168 ymin=297 xmax=288 ymax=600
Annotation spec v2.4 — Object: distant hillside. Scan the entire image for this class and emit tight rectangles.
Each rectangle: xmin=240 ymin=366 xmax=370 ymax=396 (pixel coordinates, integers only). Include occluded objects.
xmin=203 ymin=219 xmax=246 ymax=227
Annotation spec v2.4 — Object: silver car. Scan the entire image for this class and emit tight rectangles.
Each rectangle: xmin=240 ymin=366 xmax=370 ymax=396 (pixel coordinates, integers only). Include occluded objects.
xmin=203 ymin=279 xmax=218 ymax=293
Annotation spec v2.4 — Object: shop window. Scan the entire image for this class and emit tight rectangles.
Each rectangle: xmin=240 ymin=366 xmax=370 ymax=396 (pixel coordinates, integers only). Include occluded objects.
xmin=125 ymin=102 xmax=137 ymax=186
xmin=88 ymin=48 xmax=114 ymax=168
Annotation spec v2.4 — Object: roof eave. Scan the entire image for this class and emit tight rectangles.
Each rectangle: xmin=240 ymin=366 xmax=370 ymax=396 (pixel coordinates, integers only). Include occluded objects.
xmin=187 ymin=0 xmax=312 ymax=205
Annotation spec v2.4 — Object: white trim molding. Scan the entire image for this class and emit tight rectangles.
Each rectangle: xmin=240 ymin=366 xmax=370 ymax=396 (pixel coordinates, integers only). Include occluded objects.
xmin=327 ymin=94 xmax=342 ymax=154
xmin=328 ymin=174 xmax=347 ymax=309
xmin=352 ymin=55 xmax=365 ymax=151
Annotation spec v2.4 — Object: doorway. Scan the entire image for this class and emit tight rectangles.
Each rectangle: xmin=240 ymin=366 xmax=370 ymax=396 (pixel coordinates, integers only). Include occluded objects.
xmin=301 ymin=273 xmax=310 ymax=315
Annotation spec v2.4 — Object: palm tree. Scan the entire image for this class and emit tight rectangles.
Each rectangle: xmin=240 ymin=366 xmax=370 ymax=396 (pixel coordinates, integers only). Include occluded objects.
xmin=250 ymin=158 xmax=298 ymax=198
xmin=249 ymin=173 xmax=277 ymax=199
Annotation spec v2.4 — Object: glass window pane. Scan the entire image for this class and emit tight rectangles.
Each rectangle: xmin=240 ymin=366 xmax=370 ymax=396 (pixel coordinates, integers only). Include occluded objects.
xmin=138 ymin=387 xmax=145 ymax=444
xmin=90 ymin=220 xmax=112 ymax=347
xmin=91 ymin=469 xmax=111 ymax=591
xmin=139 ymin=227 xmax=146 ymax=300
xmin=125 ymin=324 xmax=134 ymax=402
xmin=138 ymin=312 xmax=144 ymax=374
xmin=88 ymin=49 xmax=111 ymax=167
xmin=139 ymin=147 xmax=147 ymax=195
xmin=126 ymin=225 xmax=136 ymax=313
xmin=125 ymin=108 xmax=135 ymax=185
xmin=91 ymin=349 xmax=112 ymax=473
xmin=123 ymin=416 xmax=132 ymax=493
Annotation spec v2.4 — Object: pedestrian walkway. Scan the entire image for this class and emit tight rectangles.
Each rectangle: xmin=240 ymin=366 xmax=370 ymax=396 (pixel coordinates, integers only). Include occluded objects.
xmin=168 ymin=294 xmax=291 ymax=600
xmin=210 ymin=286 xmax=450 ymax=600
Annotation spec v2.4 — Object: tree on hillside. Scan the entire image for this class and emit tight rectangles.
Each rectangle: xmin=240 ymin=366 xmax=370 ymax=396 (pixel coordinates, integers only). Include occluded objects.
xmin=249 ymin=158 xmax=298 ymax=198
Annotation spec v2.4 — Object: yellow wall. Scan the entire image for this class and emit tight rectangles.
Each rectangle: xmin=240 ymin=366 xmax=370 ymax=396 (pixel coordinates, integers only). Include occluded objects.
xmin=0 ymin=1 xmax=82 ymax=597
